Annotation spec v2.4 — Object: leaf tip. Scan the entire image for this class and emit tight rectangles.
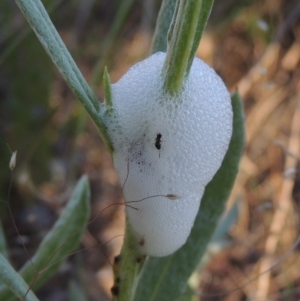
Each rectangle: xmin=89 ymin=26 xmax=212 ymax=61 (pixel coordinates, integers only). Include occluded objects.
xmin=103 ymin=67 xmax=113 ymax=108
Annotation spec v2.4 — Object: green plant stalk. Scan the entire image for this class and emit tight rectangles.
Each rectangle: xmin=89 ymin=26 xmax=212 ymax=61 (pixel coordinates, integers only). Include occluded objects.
xmin=110 ymin=0 xmax=178 ymax=297
xmin=118 ymin=1 xmax=216 ymax=299
xmin=163 ymin=0 xmax=214 ymax=95
xmin=14 ymin=0 xmax=113 ymax=153
xmin=114 ymin=222 xmax=146 ymax=301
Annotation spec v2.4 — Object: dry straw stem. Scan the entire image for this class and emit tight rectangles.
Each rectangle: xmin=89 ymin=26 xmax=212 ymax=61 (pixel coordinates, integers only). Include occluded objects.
xmin=281 ymin=42 xmax=300 ymax=71
xmin=228 ymin=44 xmax=283 ymax=214
xmin=255 ymin=95 xmax=300 ymax=301
xmin=222 ymin=32 xmax=300 ymax=299
xmin=236 ymin=5 xmax=300 ymax=97
xmin=231 ymin=42 xmax=281 ymax=207
xmin=232 ymin=40 xmax=294 ymax=207
xmin=237 ymin=43 xmax=280 ymax=97
xmin=246 ymin=87 xmax=288 ymax=144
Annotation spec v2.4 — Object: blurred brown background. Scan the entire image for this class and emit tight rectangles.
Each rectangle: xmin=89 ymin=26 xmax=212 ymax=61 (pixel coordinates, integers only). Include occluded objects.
xmin=1 ymin=0 xmax=300 ymax=300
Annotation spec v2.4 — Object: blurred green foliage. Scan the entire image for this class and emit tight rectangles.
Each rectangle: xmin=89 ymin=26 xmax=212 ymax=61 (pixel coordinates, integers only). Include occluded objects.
xmin=0 ymin=1 xmax=55 ymax=205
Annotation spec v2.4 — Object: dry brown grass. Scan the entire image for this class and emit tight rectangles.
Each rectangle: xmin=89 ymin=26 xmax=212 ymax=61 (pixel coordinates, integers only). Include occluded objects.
xmin=195 ymin=1 xmax=300 ymax=300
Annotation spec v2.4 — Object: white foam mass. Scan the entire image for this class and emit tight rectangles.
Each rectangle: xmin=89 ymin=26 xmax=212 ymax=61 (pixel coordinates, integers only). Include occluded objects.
xmin=105 ymin=52 xmax=232 ymax=257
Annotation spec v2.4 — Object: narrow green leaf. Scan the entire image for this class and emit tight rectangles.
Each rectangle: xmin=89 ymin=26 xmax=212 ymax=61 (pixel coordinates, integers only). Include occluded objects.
xmin=186 ymin=0 xmax=214 ymax=73
xmin=211 ymin=198 xmax=240 ymax=243
xmin=134 ymin=92 xmax=245 ymax=301
xmin=151 ymin=0 xmax=177 ymax=53
xmin=163 ymin=0 xmax=203 ymax=94
xmin=0 ymin=176 xmax=91 ymax=301
xmin=103 ymin=67 xmax=113 ymax=109
xmin=0 ymin=220 xmax=9 ymax=260
xmin=0 ymin=253 xmax=39 ymax=301
xmin=162 ymin=0 xmax=214 ymax=95
xmin=197 ymin=198 xmax=240 ymax=272
xmin=175 ymin=284 xmax=196 ymax=301
xmin=14 ymin=0 xmax=113 ymax=153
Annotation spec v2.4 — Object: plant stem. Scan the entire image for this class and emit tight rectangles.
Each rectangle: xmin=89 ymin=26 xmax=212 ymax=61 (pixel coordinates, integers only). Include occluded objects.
xmin=163 ymin=0 xmax=214 ymax=95
xmin=114 ymin=222 xmax=145 ymax=301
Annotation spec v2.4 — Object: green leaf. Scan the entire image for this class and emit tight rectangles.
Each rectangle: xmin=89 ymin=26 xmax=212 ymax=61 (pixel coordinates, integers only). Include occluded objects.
xmin=151 ymin=0 xmax=177 ymax=53
xmin=175 ymin=285 xmax=197 ymax=301
xmin=186 ymin=0 xmax=214 ymax=73
xmin=0 ymin=176 xmax=91 ymax=301
xmin=163 ymin=0 xmax=214 ymax=94
xmin=0 ymin=253 xmax=39 ymax=301
xmin=197 ymin=198 xmax=240 ymax=273
xmin=103 ymin=67 xmax=113 ymax=108
xmin=134 ymin=92 xmax=245 ymax=301
xmin=211 ymin=198 xmax=240 ymax=244
xmin=14 ymin=0 xmax=113 ymax=153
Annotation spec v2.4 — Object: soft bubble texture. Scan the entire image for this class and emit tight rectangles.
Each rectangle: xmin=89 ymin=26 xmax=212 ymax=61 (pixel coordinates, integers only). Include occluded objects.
xmin=106 ymin=52 xmax=232 ymax=257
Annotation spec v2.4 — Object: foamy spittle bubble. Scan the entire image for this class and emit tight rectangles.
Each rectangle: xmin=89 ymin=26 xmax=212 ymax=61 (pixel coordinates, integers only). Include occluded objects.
xmin=104 ymin=52 xmax=232 ymax=257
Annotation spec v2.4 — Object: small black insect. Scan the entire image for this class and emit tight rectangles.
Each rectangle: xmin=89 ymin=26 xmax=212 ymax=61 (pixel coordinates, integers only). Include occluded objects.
xmin=139 ymin=236 xmax=145 ymax=246
xmin=155 ymin=133 xmax=162 ymax=150
xmin=111 ymin=285 xmax=119 ymax=296
xmin=114 ymin=255 xmax=121 ymax=264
